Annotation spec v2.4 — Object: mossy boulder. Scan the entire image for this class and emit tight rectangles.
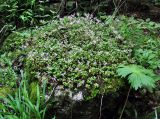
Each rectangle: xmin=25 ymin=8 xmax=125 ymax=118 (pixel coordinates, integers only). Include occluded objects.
xmin=1 ymin=15 xmax=160 ymax=99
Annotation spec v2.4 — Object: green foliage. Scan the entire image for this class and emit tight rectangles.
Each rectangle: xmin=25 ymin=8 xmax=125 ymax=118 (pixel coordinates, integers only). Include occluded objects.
xmin=1 ymin=0 xmax=160 ymax=29
xmin=0 ymin=87 xmax=12 ymax=97
xmin=0 ymin=76 xmax=51 ymax=119
xmin=0 ymin=0 xmax=52 ymax=28
xmin=1 ymin=15 xmax=160 ymax=98
xmin=154 ymin=0 xmax=160 ymax=5
xmin=0 ymin=54 xmax=17 ymax=88
xmin=135 ymin=49 xmax=160 ymax=69
xmin=117 ymin=65 xmax=159 ymax=90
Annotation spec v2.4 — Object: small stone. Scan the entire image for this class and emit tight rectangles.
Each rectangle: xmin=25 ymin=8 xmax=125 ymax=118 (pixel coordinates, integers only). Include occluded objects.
xmin=72 ymin=91 xmax=84 ymax=101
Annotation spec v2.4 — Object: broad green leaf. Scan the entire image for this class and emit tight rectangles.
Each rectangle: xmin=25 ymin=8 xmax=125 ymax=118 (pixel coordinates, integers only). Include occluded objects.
xmin=117 ymin=65 xmax=158 ymax=90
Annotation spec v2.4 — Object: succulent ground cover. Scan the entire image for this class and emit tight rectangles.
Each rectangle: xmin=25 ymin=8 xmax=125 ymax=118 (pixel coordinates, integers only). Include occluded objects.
xmin=0 ymin=15 xmax=160 ymax=99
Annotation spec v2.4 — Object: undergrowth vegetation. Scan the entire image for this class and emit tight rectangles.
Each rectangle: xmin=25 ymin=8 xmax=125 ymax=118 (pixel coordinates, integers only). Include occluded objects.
xmin=0 ymin=0 xmax=160 ymax=119
xmin=0 ymin=0 xmax=52 ymax=27
xmin=0 ymin=72 xmax=55 ymax=119
xmin=1 ymin=15 xmax=160 ymax=100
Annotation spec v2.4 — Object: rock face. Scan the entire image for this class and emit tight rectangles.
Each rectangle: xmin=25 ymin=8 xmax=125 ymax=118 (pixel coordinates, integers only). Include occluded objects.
xmin=43 ymin=83 xmax=122 ymax=119
xmin=46 ymin=87 xmax=120 ymax=119
xmin=54 ymin=86 xmax=98 ymax=119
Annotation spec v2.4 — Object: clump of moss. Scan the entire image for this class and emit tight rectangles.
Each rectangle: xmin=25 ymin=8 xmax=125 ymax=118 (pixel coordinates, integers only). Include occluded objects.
xmin=0 ymin=87 xmax=12 ymax=97
xmin=0 ymin=54 xmax=17 ymax=87
xmin=1 ymin=15 xmax=160 ymax=98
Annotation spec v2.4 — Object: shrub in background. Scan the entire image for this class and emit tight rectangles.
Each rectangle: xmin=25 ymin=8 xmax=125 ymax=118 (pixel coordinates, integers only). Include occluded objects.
xmin=0 ymin=0 xmax=52 ymax=28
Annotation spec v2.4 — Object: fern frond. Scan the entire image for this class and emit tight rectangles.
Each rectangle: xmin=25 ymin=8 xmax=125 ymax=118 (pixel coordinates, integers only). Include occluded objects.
xmin=117 ymin=65 xmax=157 ymax=90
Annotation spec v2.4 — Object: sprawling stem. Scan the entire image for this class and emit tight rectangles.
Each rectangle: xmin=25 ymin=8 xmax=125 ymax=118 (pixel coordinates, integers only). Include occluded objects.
xmin=119 ymin=86 xmax=131 ymax=119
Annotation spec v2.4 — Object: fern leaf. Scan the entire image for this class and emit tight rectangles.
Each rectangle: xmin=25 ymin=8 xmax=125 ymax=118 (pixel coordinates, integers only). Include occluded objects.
xmin=117 ymin=65 xmax=156 ymax=90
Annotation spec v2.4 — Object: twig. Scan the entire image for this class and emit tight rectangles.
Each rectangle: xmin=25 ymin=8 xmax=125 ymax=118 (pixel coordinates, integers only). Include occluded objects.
xmin=0 ymin=25 xmax=8 ymax=46
xmin=155 ymin=108 xmax=158 ymax=119
xmin=45 ymin=83 xmax=58 ymax=104
xmin=134 ymin=109 xmax=138 ymax=119
xmin=99 ymin=94 xmax=104 ymax=119
xmin=153 ymin=105 xmax=160 ymax=109
xmin=119 ymin=86 xmax=131 ymax=119
xmin=113 ymin=0 xmax=127 ymax=17
xmin=0 ymin=25 xmax=6 ymax=34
